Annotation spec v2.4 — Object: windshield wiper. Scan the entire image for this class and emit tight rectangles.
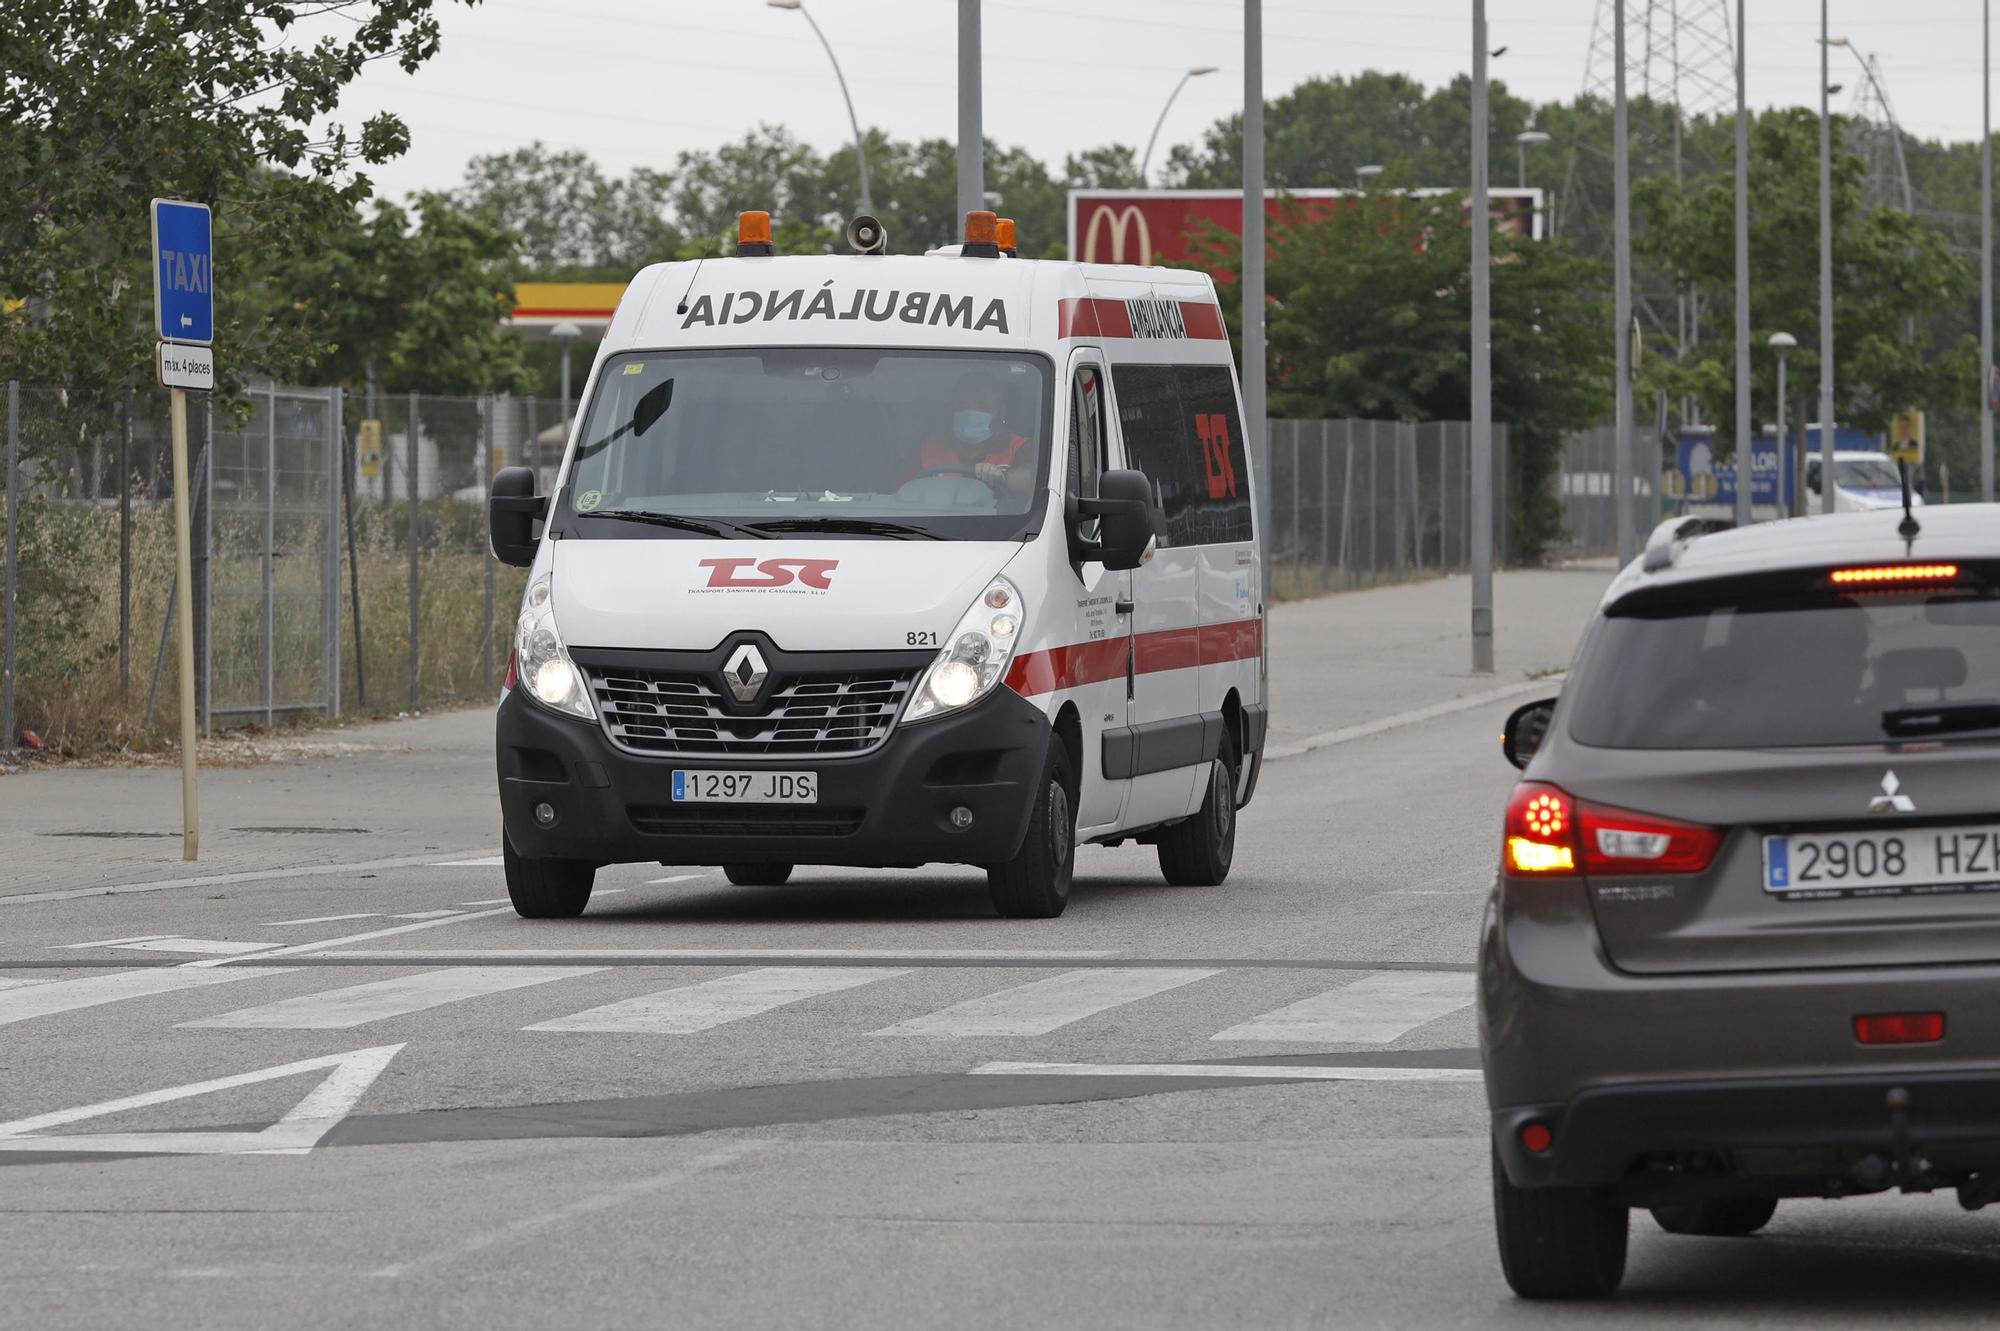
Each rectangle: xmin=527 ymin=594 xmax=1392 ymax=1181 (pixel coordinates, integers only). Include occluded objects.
xmin=584 ymin=509 xmax=769 ymax=539
xmin=744 ymin=517 xmax=944 ymax=541
xmin=1882 ymin=704 xmax=2000 ymax=738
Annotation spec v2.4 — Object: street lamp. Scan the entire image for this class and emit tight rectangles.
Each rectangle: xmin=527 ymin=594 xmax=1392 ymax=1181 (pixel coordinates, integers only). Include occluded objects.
xmin=1139 ymin=65 xmax=1218 ymax=187
xmin=1515 ymin=129 xmax=1550 ymax=189
xmin=1354 ymin=163 xmax=1384 ymax=191
xmin=1770 ymin=331 xmax=1798 ymax=514
xmin=1819 ymin=23 xmax=1844 ymax=512
xmin=768 ymin=0 xmax=873 ymax=214
xmin=551 ymin=321 xmax=581 ymax=432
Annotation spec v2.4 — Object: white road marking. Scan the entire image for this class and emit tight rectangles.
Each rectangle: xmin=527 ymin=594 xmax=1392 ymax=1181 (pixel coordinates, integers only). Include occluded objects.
xmin=970 ymin=1061 xmax=1484 ymax=1082
xmin=526 ymin=966 xmax=909 ymax=1034
xmin=389 ymin=910 xmax=462 ymax=920
xmin=326 ymin=947 xmax=1122 ymax=963
xmin=644 ymin=873 xmax=711 ymax=885
xmin=0 ymin=850 xmax=494 ymax=906
xmin=185 ymin=906 xmax=518 ymax=967
xmin=455 ymin=898 xmax=511 ymax=906
xmin=871 ymin=967 xmax=1221 ymax=1038
xmin=1210 ymin=972 xmax=1477 ymax=1044
xmin=434 ymin=856 xmax=505 ymax=867
xmin=57 ymin=935 xmax=175 ymax=949
xmin=1263 ymin=675 xmax=1564 ymax=761
xmin=0 ymin=1044 xmax=404 ymax=1155
xmin=113 ymin=937 xmax=276 ymax=956
xmin=263 ymin=913 xmax=383 ymax=927
xmin=0 ymin=976 xmax=44 ymax=991
xmin=0 ymin=967 xmax=293 ymax=1028
xmin=182 ymin=966 xmax=605 ymax=1030
xmin=369 ymin=1140 xmax=768 ymax=1278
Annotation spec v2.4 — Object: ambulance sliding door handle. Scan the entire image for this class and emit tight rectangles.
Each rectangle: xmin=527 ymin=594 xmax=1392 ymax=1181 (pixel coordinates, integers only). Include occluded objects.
xmin=1114 ymin=598 xmax=1135 ymax=616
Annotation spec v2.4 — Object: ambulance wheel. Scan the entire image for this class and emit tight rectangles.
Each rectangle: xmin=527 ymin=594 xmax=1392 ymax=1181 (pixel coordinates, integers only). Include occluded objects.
xmin=1156 ymin=729 xmax=1238 ymax=887
xmin=723 ymin=863 xmax=793 ymax=887
xmin=502 ymin=833 xmax=595 ymax=919
xmin=987 ymin=745 xmax=1076 ymax=919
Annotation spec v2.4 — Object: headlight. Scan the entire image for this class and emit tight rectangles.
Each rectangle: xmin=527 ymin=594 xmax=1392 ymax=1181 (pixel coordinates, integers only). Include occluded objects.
xmin=513 ymin=576 xmax=595 ymax=721
xmin=904 ymin=576 xmax=1024 ymax=723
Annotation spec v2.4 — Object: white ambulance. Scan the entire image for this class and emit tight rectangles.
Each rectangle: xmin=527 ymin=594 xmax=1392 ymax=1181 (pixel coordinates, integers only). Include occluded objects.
xmin=489 ymin=210 xmax=1268 ymax=920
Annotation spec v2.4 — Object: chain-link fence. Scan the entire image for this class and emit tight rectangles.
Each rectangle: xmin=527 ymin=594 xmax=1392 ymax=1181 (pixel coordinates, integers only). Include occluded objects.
xmin=1264 ymin=419 xmax=1515 ymax=595
xmin=4 ymin=389 xmax=1652 ymax=753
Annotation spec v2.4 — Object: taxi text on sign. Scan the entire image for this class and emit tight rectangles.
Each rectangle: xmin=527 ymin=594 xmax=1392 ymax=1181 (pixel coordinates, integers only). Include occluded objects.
xmin=150 ymin=198 xmax=213 ymax=345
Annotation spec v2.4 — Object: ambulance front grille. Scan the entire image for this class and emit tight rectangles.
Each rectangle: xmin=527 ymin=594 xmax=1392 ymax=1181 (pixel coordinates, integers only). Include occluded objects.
xmin=586 ymin=666 xmax=919 ymax=756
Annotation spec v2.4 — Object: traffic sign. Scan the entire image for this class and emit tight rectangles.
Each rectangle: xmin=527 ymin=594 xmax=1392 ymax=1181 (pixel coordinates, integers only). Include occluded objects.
xmin=150 ymin=198 xmax=213 ymax=345
xmin=1889 ymin=409 xmax=1925 ymax=465
xmin=155 ymin=343 xmax=214 ymax=392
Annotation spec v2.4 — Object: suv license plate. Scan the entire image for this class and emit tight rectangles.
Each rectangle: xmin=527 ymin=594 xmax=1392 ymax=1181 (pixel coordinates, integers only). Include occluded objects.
xmin=672 ymin=770 xmax=817 ymax=804
xmin=1763 ymin=827 xmax=2000 ymax=898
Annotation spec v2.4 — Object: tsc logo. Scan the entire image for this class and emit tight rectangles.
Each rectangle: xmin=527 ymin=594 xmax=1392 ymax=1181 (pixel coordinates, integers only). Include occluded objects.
xmin=698 ymin=557 xmax=839 ymax=590
xmin=1194 ymin=413 xmax=1238 ymax=500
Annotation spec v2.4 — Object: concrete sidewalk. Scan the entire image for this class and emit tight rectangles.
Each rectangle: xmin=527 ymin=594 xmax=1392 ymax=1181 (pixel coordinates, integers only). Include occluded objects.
xmin=0 ymin=566 xmax=1613 ymax=899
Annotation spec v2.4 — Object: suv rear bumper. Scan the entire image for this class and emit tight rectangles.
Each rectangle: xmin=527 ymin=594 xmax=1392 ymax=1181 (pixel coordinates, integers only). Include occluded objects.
xmin=1481 ymin=883 xmax=2000 ymax=1189
xmin=497 ymin=685 xmax=1051 ymax=867
xmin=1492 ymin=1069 xmax=2000 ymax=1191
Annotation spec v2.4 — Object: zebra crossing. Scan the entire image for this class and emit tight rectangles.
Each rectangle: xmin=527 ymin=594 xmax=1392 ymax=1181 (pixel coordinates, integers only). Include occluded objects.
xmin=0 ymin=960 xmax=1478 ymax=1047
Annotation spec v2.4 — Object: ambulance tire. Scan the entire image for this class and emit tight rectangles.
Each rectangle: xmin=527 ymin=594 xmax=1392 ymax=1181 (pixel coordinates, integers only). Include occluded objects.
xmin=987 ymin=745 xmax=1076 ymax=919
xmin=1156 ymin=729 xmax=1238 ymax=887
xmin=503 ymin=833 xmax=596 ymax=919
xmin=723 ymin=863 xmax=794 ymax=887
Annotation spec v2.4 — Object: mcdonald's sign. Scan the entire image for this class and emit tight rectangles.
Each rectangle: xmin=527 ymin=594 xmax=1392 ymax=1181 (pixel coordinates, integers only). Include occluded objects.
xmin=1067 ymin=187 xmax=1544 ymax=281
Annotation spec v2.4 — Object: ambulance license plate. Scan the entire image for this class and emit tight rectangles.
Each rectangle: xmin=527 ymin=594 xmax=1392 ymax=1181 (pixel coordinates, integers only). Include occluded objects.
xmin=671 ymin=770 xmax=817 ymax=804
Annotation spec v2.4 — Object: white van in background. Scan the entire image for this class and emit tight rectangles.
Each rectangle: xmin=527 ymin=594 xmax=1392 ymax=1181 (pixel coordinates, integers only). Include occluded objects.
xmin=487 ymin=210 xmax=1268 ymax=920
xmin=1807 ymin=449 xmax=1927 ymax=514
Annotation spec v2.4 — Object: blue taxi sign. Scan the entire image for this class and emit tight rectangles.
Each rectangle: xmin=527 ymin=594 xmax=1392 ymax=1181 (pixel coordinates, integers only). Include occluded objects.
xmin=151 ymin=199 xmax=213 ymax=345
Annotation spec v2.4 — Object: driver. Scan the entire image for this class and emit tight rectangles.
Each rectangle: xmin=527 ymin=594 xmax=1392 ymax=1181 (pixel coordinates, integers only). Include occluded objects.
xmin=904 ymin=371 xmax=1035 ymax=496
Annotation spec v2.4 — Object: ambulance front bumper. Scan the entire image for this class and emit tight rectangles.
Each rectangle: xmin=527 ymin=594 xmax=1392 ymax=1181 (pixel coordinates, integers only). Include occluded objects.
xmin=496 ymin=685 xmax=1052 ymax=868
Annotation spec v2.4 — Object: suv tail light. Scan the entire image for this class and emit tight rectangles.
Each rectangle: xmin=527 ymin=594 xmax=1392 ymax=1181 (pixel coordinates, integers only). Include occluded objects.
xmin=1504 ymin=782 xmax=1722 ymax=877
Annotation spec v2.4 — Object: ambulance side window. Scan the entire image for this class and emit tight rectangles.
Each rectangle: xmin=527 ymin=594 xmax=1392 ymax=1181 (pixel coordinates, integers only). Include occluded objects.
xmin=1068 ymin=364 xmax=1106 ymax=503
xmin=1111 ymin=364 xmax=1253 ymax=547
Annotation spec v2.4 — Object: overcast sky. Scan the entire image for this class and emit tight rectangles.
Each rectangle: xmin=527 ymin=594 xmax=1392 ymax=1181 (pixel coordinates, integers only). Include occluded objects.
xmin=324 ymin=0 xmax=1997 ymax=206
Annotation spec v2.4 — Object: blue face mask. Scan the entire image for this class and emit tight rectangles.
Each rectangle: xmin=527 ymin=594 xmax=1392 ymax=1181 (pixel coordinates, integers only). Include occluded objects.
xmin=953 ymin=409 xmax=994 ymax=446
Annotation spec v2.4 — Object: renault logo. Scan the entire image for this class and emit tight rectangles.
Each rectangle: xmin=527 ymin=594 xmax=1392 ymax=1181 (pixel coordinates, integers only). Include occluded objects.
xmin=1869 ymin=770 xmax=1916 ymax=814
xmin=722 ymin=643 xmax=769 ymax=705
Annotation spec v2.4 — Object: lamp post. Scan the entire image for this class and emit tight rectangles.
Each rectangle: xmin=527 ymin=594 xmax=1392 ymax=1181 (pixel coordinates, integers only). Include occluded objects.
xmin=1771 ymin=331 xmax=1797 ymax=514
xmin=1515 ymin=128 xmax=1550 ymax=189
xmin=1354 ymin=163 xmax=1384 ymax=191
xmin=551 ymin=321 xmax=580 ymax=433
xmin=1733 ymin=0 xmax=1751 ymax=530
xmin=1140 ymin=65 xmax=1218 ymax=186
xmin=1613 ymin=0 xmax=1636 ymax=564
xmin=1470 ymin=0 xmax=1494 ymax=671
xmin=1984 ymin=0 xmax=1994 ymax=501
xmin=768 ymin=0 xmax=872 ymax=214
xmin=1820 ymin=21 xmax=1840 ymax=512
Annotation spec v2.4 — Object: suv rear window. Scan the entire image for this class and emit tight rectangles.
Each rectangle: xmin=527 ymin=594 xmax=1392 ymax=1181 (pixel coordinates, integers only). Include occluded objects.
xmin=1567 ymin=578 xmax=2000 ymax=749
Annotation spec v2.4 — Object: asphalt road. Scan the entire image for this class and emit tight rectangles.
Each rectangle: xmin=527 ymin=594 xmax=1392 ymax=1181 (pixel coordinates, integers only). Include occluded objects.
xmin=4 ymin=568 xmax=1996 ymax=1329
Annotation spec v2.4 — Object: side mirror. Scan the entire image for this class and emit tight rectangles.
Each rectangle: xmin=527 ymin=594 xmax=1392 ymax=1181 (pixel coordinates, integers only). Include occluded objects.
xmin=1072 ymin=468 xmax=1160 ymax=572
xmin=1501 ymin=698 xmax=1557 ymax=771
xmin=489 ymin=465 xmax=545 ymax=568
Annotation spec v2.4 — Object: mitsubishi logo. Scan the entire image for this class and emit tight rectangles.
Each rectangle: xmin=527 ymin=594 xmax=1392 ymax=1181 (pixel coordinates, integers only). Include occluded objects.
xmin=721 ymin=643 xmax=769 ymax=705
xmin=1869 ymin=770 xmax=1916 ymax=814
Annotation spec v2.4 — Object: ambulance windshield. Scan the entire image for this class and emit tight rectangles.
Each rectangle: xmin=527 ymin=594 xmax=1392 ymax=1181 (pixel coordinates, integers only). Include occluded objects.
xmin=555 ymin=348 xmax=1053 ymax=542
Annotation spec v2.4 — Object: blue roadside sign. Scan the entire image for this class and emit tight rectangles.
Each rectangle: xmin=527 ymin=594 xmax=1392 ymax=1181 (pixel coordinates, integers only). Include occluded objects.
xmin=150 ymin=198 xmax=213 ymax=345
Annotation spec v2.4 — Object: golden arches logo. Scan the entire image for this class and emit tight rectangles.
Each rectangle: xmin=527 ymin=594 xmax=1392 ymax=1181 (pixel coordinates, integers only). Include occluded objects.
xmin=1082 ymin=204 xmax=1152 ymax=265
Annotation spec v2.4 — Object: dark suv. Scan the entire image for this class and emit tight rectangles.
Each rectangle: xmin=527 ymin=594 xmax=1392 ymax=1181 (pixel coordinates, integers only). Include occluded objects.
xmin=1482 ymin=508 xmax=2000 ymax=1298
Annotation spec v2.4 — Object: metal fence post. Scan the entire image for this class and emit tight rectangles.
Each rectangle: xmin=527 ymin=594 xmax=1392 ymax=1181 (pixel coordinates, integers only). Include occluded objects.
xmin=198 ymin=396 xmax=213 ymax=735
xmin=119 ymin=398 xmax=132 ymax=703
xmin=1338 ymin=420 xmax=1355 ymax=579
xmin=408 ymin=389 xmax=420 ymax=710
xmin=264 ymin=383 xmax=277 ymax=728
xmin=483 ymin=393 xmax=496 ymax=697
xmin=1497 ymin=424 xmax=1511 ymax=568
xmin=326 ymin=386 xmax=343 ymax=719
xmin=1392 ymin=421 xmax=1406 ymax=574
xmin=1288 ymin=423 xmax=1301 ymax=592
xmin=1368 ymin=421 xmax=1380 ymax=581
xmin=1317 ymin=420 xmax=1330 ymax=588
xmin=3 ymin=382 xmax=16 ymax=756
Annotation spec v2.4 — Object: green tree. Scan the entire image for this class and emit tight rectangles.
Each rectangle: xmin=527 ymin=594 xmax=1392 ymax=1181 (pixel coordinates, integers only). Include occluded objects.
xmin=1187 ymin=194 xmax=1613 ymax=558
xmin=1634 ymin=109 xmax=1975 ymax=443
xmin=454 ymin=142 xmax=679 ymax=277
xmin=0 ymin=0 xmax=472 ymax=420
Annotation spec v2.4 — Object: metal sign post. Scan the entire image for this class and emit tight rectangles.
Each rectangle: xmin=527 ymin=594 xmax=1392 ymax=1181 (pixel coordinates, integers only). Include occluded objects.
xmin=152 ymin=198 xmax=213 ymax=862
